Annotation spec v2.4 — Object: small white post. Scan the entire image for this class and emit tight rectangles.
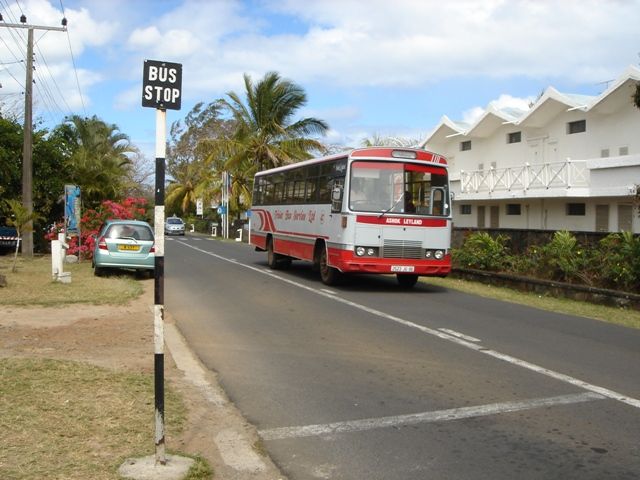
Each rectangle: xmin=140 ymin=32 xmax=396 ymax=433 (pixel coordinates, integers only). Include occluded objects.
xmin=211 ymin=225 xmax=217 ymax=237
xmin=236 ymin=228 xmax=243 ymax=242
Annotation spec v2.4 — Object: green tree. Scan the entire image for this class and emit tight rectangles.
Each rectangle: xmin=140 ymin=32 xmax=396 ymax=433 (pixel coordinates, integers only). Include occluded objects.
xmin=211 ymin=71 xmax=329 ymax=173
xmin=58 ymin=115 xmax=137 ymax=208
xmin=5 ymin=199 xmax=43 ymax=272
xmin=0 ymin=115 xmax=67 ymax=250
xmin=165 ymin=161 xmax=201 ymax=215
xmin=165 ymin=102 xmax=236 ymax=218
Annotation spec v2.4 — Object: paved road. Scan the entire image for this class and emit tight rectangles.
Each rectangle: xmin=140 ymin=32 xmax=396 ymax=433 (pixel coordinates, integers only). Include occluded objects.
xmin=165 ymin=235 xmax=640 ymax=480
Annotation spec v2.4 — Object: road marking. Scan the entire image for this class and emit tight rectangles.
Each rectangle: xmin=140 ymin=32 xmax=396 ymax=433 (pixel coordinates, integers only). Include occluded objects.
xmin=321 ymin=288 xmax=337 ymax=295
xmin=259 ymin=392 xmax=604 ymax=441
xmin=177 ymin=241 xmax=640 ymax=410
xmin=438 ymin=328 xmax=481 ymax=342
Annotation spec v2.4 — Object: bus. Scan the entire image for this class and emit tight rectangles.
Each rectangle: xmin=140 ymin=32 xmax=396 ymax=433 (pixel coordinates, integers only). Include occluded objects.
xmin=250 ymin=147 xmax=452 ymax=288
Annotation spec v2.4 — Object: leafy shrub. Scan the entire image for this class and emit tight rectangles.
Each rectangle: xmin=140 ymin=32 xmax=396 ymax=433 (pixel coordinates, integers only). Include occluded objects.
xmin=452 ymin=232 xmax=510 ymax=271
xmin=534 ymin=230 xmax=587 ymax=283
xmin=597 ymin=232 xmax=640 ymax=291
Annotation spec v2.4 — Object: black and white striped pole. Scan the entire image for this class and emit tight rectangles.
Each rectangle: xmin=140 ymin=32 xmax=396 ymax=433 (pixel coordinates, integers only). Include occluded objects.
xmin=153 ymin=107 xmax=167 ymax=465
xmin=142 ymin=59 xmax=182 ymax=466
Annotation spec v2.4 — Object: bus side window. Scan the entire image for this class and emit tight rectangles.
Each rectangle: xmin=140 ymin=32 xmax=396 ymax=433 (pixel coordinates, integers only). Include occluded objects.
xmin=318 ymin=175 xmax=331 ymax=203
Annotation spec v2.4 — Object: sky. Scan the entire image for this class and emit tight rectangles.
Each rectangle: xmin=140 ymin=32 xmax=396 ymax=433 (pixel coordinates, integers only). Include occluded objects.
xmin=1 ymin=0 xmax=640 ymax=164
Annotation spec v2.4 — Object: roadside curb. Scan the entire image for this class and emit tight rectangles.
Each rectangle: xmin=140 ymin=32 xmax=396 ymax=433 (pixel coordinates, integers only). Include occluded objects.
xmin=452 ymin=268 xmax=640 ymax=310
xmin=163 ymin=317 xmax=285 ymax=479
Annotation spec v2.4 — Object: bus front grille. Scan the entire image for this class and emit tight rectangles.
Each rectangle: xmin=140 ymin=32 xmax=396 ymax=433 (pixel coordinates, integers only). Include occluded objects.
xmin=382 ymin=240 xmax=423 ymax=259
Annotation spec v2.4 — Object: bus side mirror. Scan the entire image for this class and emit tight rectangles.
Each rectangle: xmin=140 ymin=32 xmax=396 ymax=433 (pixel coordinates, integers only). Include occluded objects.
xmin=331 ymin=184 xmax=343 ymax=213
xmin=332 ymin=185 xmax=342 ymax=202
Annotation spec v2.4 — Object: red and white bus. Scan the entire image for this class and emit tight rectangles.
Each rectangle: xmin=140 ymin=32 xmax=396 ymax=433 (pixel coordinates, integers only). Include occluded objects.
xmin=250 ymin=147 xmax=452 ymax=287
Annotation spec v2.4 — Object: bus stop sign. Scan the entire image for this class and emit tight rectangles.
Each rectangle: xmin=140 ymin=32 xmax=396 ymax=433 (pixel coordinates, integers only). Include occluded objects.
xmin=142 ymin=59 xmax=182 ymax=110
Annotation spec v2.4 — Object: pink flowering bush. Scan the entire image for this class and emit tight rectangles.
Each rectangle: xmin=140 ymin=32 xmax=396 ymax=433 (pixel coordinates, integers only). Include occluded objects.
xmin=45 ymin=197 xmax=150 ymax=260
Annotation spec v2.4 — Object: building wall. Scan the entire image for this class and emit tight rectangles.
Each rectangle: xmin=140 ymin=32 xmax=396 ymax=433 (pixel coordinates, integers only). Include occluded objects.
xmin=453 ymin=197 xmax=638 ymax=233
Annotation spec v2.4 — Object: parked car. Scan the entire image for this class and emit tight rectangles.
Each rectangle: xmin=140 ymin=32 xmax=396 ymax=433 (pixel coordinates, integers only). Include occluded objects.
xmin=92 ymin=220 xmax=155 ymax=277
xmin=164 ymin=216 xmax=185 ymax=236
xmin=0 ymin=225 xmax=18 ymax=254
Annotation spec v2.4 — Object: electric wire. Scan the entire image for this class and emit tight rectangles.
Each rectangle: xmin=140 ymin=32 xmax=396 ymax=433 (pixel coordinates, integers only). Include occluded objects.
xmin=59 ymin=0 xmax=86 ymax=115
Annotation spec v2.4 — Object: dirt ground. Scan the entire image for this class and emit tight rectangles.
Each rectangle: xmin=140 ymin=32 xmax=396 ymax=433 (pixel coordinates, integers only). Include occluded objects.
xmin=0 ymin=281 xmax=285 ymax=480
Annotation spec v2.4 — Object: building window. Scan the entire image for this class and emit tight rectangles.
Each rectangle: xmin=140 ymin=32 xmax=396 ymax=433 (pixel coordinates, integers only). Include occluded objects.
xmin=567 ymin=120 xmax=586 ymax=134
xmin=600 ymin=148 xmax=610 ymax=158
xmin=460 ymin=204 xmax=472 ymax=215
xmin=460 ymin=140 xmax=472 ymax=151
xmin=619 ymin=146 xmax=629 ymax=156
xmin=618 ymin=204 xmax=632 ymax=231
xmin=507 ymin=131 xmax=521 ymax=144
xmin=566 ymin=203 xmax=586 ymax=216
xmin=506 ymin=204 xmax=521 ymax=215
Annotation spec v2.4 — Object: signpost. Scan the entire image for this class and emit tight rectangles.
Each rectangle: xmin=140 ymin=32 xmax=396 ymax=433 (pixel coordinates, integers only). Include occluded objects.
xmin=142 ymin=59 xmax=182 ymax=466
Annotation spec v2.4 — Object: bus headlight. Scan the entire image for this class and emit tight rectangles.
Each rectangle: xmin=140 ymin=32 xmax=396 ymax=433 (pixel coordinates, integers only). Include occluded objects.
xmin=356 ymin=246 xmax=378 ymax=257
xmin=425 ymin=249 xmax=446 ymax=259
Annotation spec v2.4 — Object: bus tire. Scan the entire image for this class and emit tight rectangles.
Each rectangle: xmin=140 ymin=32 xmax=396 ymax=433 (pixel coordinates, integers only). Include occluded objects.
xmin=267 ymin=237 xmax=291 ymax=269
xmin=397 ymin=274 xmax=418 ymax=289
xmin=319 ymin=247 xmax=341 ymax=285
xmin=267 ymin=237 xmax=280 ymax=269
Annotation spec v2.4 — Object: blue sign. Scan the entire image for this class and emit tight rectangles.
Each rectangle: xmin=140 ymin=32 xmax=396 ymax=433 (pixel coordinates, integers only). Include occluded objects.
xmin=64 ymin=185 xmax=81 ymax=235
xmin=217 ymin=206 xmax=227 ymax=215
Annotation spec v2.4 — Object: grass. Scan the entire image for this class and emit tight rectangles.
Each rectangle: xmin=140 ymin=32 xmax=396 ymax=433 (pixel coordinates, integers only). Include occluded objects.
xmin=0 ymin=253 xmax=213 ymax=479
xmin=0 ymin=254 xmax=142 ymax=306
xmin=423 ymin=276 xmax=640 ymax=330
xmin=0 ymin=357 xmax=213 ymax=480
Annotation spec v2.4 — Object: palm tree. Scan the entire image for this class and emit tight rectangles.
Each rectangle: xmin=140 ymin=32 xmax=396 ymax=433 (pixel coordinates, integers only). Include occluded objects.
xmin=62 ymin=115 xmax=137 ymax=207
xmin=211 ymin=71 xmax=329 ymax=172
xmin=165 ymin=161 xmax=202 ymax=215
xmin=5 ymin=199 xmax=42 ymax=272
xmin=360 ymin=134 xmax=421 ymax=148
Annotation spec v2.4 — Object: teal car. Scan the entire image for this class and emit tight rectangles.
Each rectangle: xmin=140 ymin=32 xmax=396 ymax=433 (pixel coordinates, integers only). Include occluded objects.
xmin=92 ymin=220 xmax=155 ymax=276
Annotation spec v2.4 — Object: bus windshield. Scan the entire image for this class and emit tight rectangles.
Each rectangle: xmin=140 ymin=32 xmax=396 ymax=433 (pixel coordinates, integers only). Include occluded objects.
xmin=349 ymin=161 xmax=449 ymax=216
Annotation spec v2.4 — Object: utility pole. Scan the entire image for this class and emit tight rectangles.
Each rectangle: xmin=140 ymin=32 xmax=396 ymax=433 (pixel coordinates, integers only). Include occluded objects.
xmin=0 ymin=15 xmax=66 ymax=257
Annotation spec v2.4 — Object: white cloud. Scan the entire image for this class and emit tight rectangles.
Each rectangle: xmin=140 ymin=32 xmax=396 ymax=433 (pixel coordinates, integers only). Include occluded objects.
xmin=462 ymin=106 xmax=486 ymax=125
xmin=462 ymin=94 xmax=535 ymax=125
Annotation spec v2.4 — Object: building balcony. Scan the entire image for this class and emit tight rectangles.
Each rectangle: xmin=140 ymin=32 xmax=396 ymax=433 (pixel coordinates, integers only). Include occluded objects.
xmin=453 ymin=155 xmax=639 ymax=200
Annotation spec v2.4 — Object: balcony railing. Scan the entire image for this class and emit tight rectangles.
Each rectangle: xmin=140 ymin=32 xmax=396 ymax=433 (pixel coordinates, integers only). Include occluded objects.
xmin=460 ymin=160 xmax=588 ymax=194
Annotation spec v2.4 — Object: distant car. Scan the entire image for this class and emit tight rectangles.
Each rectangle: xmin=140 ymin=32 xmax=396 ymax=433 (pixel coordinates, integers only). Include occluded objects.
xmin=92 ymin=220 xmax=155 ymax=277
xmin=164 ymin=216 xmax=185 ymax=236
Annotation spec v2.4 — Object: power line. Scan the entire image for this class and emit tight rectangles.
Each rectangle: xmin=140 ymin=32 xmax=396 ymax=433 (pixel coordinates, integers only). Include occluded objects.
xmin=59 ymin=0 xmax=85 ymax=115
xmin=0 ymin=12 xmax=67 ymax=258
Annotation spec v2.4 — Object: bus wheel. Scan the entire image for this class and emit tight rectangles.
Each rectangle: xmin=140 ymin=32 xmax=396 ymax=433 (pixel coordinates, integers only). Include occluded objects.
xmin=397 ymin=274 xmax=418 ymax=289
xmin=319 ymin=248 xmax=341 ymax=285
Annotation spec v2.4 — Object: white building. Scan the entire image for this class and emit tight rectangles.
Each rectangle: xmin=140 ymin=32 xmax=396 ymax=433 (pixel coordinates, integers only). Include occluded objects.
xmin=421 ymin=66 xmax=640 ymax=234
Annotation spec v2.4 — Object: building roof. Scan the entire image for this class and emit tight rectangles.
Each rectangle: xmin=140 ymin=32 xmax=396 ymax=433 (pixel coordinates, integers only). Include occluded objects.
xmin=421 ymin=65 xmax=640 ymax=147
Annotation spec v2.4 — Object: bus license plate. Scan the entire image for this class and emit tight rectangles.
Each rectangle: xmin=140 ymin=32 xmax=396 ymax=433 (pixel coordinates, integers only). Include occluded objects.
xmin=391 ymin=265 xmax=414 ymax=273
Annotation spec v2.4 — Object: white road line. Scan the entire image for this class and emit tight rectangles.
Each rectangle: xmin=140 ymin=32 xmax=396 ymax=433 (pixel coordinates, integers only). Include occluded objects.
xmin=259 ymin=392 xmax=604 ymax=441
xmin=178 ymin=241 xmax=640 ymax=410
xmin=321 ymin=288 xmax=337 ymax=295
xmin=438 ymin=328 xmax=481 ymax=343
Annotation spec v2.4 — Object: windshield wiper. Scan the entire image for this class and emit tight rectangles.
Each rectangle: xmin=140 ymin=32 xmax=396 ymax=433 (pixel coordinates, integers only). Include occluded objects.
xmin=378 ymin=192 xmax=405 ymax=218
